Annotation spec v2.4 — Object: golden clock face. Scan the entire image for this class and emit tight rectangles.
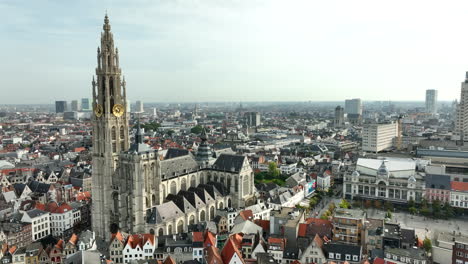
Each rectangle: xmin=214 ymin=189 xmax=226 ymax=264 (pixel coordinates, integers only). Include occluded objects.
xmin=112 ymin=104 xmax=125 ymax=117
xmin=94 ymin=104 xmax=103 ymax=117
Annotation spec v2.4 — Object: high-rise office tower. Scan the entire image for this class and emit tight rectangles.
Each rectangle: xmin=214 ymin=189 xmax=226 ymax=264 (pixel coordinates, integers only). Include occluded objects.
xmin=135 ymin=100 xmax=144 ymax=113
xmin=245 ymin=112 xmax=261 ymax=127
xmin=456 ymin=73 xmax=468 ymax=140
xmin=345 ymin=98 xmax=363 ymax=125
xmin=71 ymin=100 xmax=81 ymax=111
xmin=334 ymin=106 xmax=344 ymax=128
xmin=81 ymin=98 xmax=90 ymax=111
xmin=425 ymin=89 xmax=438 ymax=114
xmin=345 ymin=98 xmax=363 ymax=115
xmin=55 ymin=101 xmax=67 ymax=113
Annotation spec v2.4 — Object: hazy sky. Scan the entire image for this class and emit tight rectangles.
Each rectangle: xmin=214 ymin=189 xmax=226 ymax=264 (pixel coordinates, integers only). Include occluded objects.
xmin=1 ymin=0 xmax=468 ymax=104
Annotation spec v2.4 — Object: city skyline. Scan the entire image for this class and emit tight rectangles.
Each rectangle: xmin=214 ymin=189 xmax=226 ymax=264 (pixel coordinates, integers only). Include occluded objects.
xmin=2 ymin=1 xmax=468 ymax=104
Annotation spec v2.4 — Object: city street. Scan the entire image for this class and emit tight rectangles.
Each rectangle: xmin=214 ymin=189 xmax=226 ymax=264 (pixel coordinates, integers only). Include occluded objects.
xmin=367 ymin=208 xmax=468 ymax=239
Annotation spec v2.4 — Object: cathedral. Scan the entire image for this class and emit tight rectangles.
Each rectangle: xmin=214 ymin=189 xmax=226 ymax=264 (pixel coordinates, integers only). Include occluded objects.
xmin=91 ymin=15 xmax=255 ymax=240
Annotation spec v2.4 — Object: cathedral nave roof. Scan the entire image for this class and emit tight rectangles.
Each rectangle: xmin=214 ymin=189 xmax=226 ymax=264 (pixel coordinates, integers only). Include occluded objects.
xmin=161 ymin=155 xmax=199 ymax=179
xmin=212 ymin=154 xmax=246 ymax=173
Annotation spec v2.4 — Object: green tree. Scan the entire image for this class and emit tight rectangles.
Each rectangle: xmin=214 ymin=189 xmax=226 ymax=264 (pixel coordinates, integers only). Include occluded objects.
xmin=409 ymin=207 xmax=417 ymax=215
xmin=444 ymin=202 xmax=454 ymax=218
xmin=167 ymin=130 xmax=175 ymax=136
xmin=254 ymin=172 xmax=264 ymax=181
xmin=432 ymin=200 xmax=442 ymax=218
xmin=191 ymin=125 xmax=203 ymax=134
xmin=386 ymin=210 xmax=392 ymax=219
xmin=327 ymin=188 xmax=334 ymax=197
xmin=328 ymin=203 xmax=336 ymax=212
xmin=268 ymin=162 xmax=280 ymax=178
xmin=309 ymin=198 xmax=318 ymax=209
xmin=423 ymin=237 xmax=432 ymax=252
xmin=420 ymin=206 xmax=430 ymax=216
xmin=339 ymin=199 xmax=351 ymax=209
xmin=408 ymin=198 xmax=415 ymax=208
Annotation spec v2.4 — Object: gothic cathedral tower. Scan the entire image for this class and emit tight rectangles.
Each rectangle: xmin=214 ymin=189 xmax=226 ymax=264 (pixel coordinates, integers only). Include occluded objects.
xmin=91 ymin=14 xmax=129 ymax=239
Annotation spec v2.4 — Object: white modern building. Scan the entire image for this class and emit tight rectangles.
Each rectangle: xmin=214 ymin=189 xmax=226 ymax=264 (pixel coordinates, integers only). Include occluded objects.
xmin=343 ymin=158 xmax=426 ymax=204
xmin=48 ymin=203 xmax=75 ymax=237
xmin=425 ymin=89 xmax=438 ymax=114
xmin=71 ymin=100 xmax=81 ymax=111
xmin=450 ymin=182 xmax=468 ymax=209
xmin=135 ymin=100 xmax=144 ymax=113
xmin=362 ymin=122 xmax=398 ymax=152
xmin=21 ymin=209 xmax=50 ymax=241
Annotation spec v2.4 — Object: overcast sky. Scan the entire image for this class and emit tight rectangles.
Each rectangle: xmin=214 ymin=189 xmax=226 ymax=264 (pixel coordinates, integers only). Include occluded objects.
xmin=1 ymin=0 xmax=468 ymax=104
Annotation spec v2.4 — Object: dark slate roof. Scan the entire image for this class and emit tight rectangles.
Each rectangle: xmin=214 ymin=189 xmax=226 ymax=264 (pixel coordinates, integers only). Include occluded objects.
xmin=283 ymin=245 xmax=300 ymax=260
xmin=187 ymin=187 xmax=214 ymax=204
xmin=178 ymin=190 xmax=206 ymax=209
xmin=208 ymin=181 xmax=230 ymax=196
xmin=165 ymin=148 xmax=189 ymax=159
xmin=401 ymin=228 xmax=415 ymax=245
xmin=161 ymin=155 xmax=199 ymax=180
xmin=27 ymin=181 xmax=51 ymax=194
xmin=323 ymin=243 xmax=362 ymax=260
xmin=198 ymin=184 xmax=217 ymax=200
xmin=255 ymin=182 xmax=279 ymax=192
xmin=146 ymin=208 xmax=157 ymax=224
xmin=26 ymin=209 xmax=48 ymax=218
xmin=183 ymin=260 xmax=201 ymax=264
xmin=425 ymin=174 xmax=451 ymax=190
xmin=166 ymin=194 xmax=196 ymax=213
xmin=212 ymin=154 xmax=246 ymax=172
xmin=13 ymin=183 xmax=26 ymax=196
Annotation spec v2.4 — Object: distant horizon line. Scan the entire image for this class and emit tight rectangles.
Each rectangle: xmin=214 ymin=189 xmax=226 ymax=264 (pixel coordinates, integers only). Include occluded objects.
xmin=0 ymin=100 xmax=456 ymax=106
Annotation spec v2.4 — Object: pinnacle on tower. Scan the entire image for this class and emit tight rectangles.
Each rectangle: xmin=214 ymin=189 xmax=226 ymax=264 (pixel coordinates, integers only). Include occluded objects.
xmin=135 ymin=119 xmax=143 ymax=144
xmin=103 ymin=13 xmax=111 ymax=32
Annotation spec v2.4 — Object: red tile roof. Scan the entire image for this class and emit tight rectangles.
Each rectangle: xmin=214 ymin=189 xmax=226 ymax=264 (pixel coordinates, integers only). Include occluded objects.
xmin=205 ymin=246 xmax=222 ymax=264
xmin=239 ymin=210 xmax=254 ymax=221
xmin=111 ymin=231 xmax=125 ymax=243
xmin=193 ymin=232 xmax=204 ymax=242
xmin=373 ymin=258 xmax=385 ymax=264
xmin=204 ymin=231 xmax=216 ymax=248
xmin=222 ymin=238 xmax=244 ymax=264
xmin=298 ymin=223 xmax=308 ymax=237
xmin=231 ymin=233 xmax=243 ymax=248
xmin=163 ymin=256 xmax=176 ymax=264
xmin=125 ymin=234 xmax=155 ymax=248
xmin=8 ymin=246 xmax=16 ymax=255
xmin=69 ymin=234 xmax=78 ymax=245
xmin=55 ymin=239 xmax=64 ymax=250
xmin=304 ymin=218 xmax=333 ymax=238
xmin=254 ymin=219 xmax=270 ymax=232
xmin=313 ymin=234 xmax=324 ymax=249
xmin=451 ymin=181 xmax=468 ymax=191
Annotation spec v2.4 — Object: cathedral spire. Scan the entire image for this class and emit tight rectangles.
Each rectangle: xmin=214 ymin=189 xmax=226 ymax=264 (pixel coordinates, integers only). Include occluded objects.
xmin=135 ymin=119 xmax=143 ymax=144
xmin=103 ymin=13 xmax=111 ymax=32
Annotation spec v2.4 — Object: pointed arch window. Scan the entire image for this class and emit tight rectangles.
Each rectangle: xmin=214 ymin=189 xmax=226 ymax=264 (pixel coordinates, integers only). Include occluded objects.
xmin=120 ymin=126 xmax=125 ymax=139
xmin=109 ymin=77 xmax=114 ymax=96
xmin=112 ymin=126 xmax=116 ymax=140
